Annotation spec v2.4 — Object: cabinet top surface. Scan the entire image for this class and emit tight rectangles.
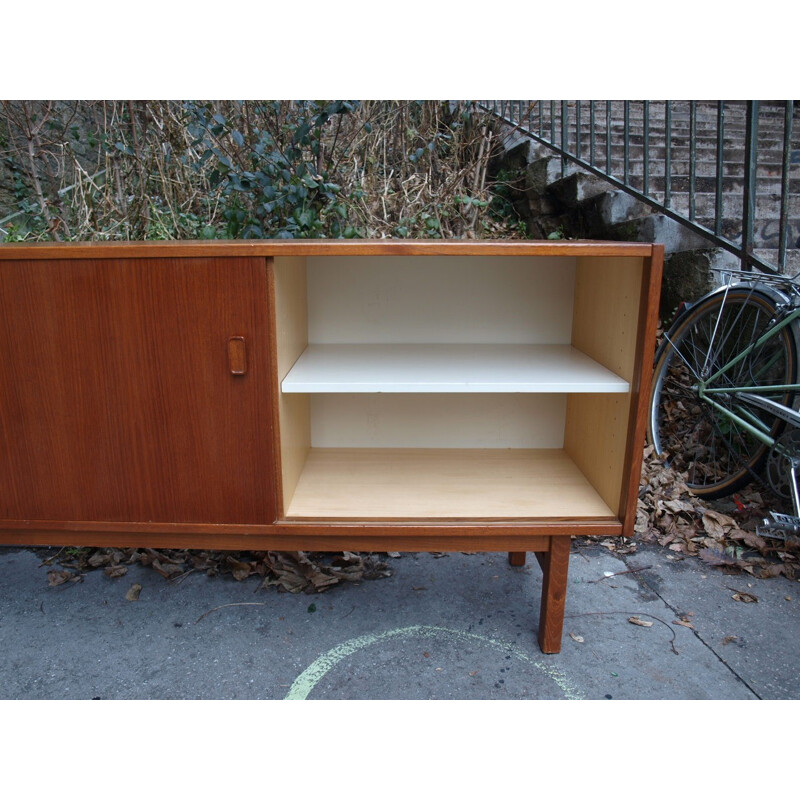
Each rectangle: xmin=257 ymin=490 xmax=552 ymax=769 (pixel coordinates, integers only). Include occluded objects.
xmin=0 ymin=238 xmax=660 ymax=260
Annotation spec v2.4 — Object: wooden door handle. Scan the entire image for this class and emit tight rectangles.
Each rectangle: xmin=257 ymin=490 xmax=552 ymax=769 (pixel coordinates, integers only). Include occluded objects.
xmin=228 ymin=336 xmax=247 ymax=375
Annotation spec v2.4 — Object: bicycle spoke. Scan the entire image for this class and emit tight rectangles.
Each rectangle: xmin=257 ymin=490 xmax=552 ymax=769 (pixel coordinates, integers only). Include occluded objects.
xmin=649 ymin=288 xmax=796 ymax=498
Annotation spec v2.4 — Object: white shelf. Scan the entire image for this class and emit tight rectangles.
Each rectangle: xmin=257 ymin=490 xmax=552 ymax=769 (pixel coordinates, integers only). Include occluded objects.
xmin=281 ymin=344 xmax=629 ymax=393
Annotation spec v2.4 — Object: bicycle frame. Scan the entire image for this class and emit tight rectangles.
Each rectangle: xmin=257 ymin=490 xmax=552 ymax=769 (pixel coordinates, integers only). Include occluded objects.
xmin=666 ymin=284 xmax=800 ymax=455
xmin=655 ymin=270 xmax=800 ymax=535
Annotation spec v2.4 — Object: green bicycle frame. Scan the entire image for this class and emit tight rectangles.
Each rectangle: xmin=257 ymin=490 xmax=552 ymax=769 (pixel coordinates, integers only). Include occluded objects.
xmin=695 ymin=303 xmax=800 ymax=450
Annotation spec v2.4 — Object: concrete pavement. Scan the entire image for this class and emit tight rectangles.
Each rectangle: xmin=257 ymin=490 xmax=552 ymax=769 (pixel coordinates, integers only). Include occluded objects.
xmin=0 ymin=540 xmax=798 ymax=699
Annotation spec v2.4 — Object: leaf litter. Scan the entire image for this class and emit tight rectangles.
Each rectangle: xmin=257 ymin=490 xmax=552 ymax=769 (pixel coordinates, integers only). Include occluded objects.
xmin=41 ymin=547 xmax=392 ymax=594
xmin=644 ymin=445 xmax=800 ymax=578
xmin=591 ymin=444 xmax=800 ymax=581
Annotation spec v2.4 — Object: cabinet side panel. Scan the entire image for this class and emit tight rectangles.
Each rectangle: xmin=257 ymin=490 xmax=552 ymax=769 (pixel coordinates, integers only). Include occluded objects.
xmin=564 ymin=256 xmax=644 ymax=514
xmin=564 ymin=394 xmax=629 ymax=514
xmin=271 ymin=256 xmax=310 ymax=512
xmin=0 ymin=257 xmax=275 ymax=525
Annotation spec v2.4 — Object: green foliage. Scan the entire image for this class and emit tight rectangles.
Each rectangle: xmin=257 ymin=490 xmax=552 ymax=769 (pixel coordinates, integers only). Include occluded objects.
xmin=0 ymin=101 xmax=529 ymax=243
xmin=488 ymin=167 xmax=528 ymax=237
xmin=1 ymin=223 xmax=31 ymax=242
xmin=183 ymin=101 xmax=363 ymax=240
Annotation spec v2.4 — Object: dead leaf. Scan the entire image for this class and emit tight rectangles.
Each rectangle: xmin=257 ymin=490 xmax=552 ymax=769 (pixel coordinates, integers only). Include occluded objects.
xmin=225 ymin=557 xmax=252 ymax=582
xmin=701 ymin=509 xmax=738 ymax=539
xmin=104 ymin=564 xmax=128 ymax=579
xmin=152 ymin=560 xmax=184 ymax=579
xmin=722 ymin=635 xmax=739 ymax=645
xmin=628 ymin=616 xmax=654 ymax=627
xmin=698 ymin=548 xmax=739 ymax=567
xmin=673 ymin=617 xmax=694 ymax=629
xmin=125 ymin=584 xmax=142 ymax=601
xmin=47 ymin=570 xmax=75 ymax=587
xmin=569 ymin=633 xmax=584 ymax=643
xmin=731 ymin=591 xmax=758 ymax=603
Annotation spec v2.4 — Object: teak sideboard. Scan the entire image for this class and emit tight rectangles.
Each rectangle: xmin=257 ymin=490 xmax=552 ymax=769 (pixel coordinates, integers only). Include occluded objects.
xmin=0 ymin=240 xmax=663 ymax=653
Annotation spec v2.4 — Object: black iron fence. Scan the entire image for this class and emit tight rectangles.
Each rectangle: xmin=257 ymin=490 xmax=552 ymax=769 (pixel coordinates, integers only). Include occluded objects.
xmin=482 ymin=101 xmax=799 ymax=275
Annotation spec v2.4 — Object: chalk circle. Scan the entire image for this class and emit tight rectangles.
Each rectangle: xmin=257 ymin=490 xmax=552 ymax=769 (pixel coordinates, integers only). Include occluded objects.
xmin=284 ymin=624 xmax=582 ymax=700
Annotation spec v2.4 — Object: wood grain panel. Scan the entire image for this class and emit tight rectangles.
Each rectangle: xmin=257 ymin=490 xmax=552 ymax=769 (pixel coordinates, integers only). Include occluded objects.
xmin=537 ymin=535 xmax=571 ymax=654
xmin=618 ymin=248 xmax=664 ymax=534
xmin=570 ymin=256 xmax=644 ymax=383
xmin=0 ymin=257 xmax=275 ymax=525
xmin=286 ymin=448 xmax=616 ymax=519
xmin=270 ymin=256 xmax=310 ymax=513
xmin=564 ymin=256 xmax=644 ymax=513
xmin=0 ymin=240 xmax=658 ymax=261
xmin=0 ymin=519 xmax=621 ymax=552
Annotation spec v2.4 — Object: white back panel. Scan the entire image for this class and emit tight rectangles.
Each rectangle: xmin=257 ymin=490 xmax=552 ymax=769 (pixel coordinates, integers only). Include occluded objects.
xmin=307 ymin=256 xmax=576 ymax=344
xmin=310 ymin=394 xmax=566 ymax=448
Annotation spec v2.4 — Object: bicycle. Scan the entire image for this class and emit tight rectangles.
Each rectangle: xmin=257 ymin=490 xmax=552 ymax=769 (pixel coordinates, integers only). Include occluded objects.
xmin=647 ymin=267 xmax=800 ymax=539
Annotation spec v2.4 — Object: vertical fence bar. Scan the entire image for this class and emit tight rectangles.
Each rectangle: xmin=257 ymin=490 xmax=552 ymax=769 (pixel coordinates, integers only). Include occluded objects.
xmin=590 ymin=101 xmax=595 ymax=167
xmin=623 ymin=100 xmax=630 ymax=184
xmin=538 ymin=101 xmax=543 ymax=135
xmin=741 ymin=100 xmax=760 ymax=271
xmin=606 ymin=101 xmax=612 ymax=173
xmin=643 ymin=101 xmax=650 ymax=196
xmin=779 ymin=100 xmax=794 ymax=272
xmin=715 ymin=101 xmax=725 ymax=236
xmin=550 ymin=100 xmax=556 ymax=144
xmin=561 ymin=100 xmax=568 ymax=179
xmin=665 ymin=100 xmax=672 ymax=208
xmin=689 ymin=100 xmax=697 ymax=221
xmin=576 ymin=101 xmax=581 ymax=162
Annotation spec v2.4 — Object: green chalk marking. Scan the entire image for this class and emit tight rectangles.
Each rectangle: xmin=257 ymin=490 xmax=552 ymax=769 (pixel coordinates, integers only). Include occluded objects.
xmin=284 ymin=624 xmax=582 ymax=700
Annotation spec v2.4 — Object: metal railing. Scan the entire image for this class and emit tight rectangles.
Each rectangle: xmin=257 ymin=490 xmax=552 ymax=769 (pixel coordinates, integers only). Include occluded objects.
xmin=482 ymin=101 xmax=799 ymax=275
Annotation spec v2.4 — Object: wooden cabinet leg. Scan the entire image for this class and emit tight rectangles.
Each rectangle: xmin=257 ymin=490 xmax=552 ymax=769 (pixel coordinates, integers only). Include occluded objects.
xmin=508 ymin=551 xmax=526 ymax=566
xmin=537 ymin=536 xmax=571 ymax=654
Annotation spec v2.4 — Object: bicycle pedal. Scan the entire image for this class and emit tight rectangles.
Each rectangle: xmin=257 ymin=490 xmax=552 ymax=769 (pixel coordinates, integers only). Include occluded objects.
xmin=757 ymin=511 xmax=800 ymax=540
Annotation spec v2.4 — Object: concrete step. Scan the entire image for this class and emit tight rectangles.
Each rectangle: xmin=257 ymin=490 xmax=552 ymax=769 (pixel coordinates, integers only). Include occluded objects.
xmin=658 ymin=191 xmax=800 ymax=220
xmin=603 ymin=212 xmax=712 ymax=253
xmin=546 ymin=170 xmax=615 ymax=206
xmin=598 ymin=160 xmax=793 ymax=179
xmin=554 ymin=131 xmax=793 ymax=150
xmin=576 ymin=187 xmax=800 ymax=252
xmin=530 ymin=118 xmax=796 ymax=139
xmin=711 ymin=217 xmax=800 ymax=249
xmin=560 ymin=170 xmax=800 ymax=195
xmin=629 ymin=175 xmax=800 ymax=195
xmin=493 ymin=112 xmax=800 ymax=271
xmin=568 ymin=143 xmax=794 ymax=163
xmin=754 ymin=248 xmax=800 ymax=274
xmin=531 ymin=101 xmax=795 ymax=123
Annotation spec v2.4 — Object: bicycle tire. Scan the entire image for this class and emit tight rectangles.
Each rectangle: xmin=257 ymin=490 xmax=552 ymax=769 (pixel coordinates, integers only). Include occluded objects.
xmin=648 ymin=287 xmax=798 ymax=499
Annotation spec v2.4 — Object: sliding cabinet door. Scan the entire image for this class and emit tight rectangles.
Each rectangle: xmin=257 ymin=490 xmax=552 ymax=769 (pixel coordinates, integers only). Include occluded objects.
xmin=0 ymin=257 xmax=276 ymax=527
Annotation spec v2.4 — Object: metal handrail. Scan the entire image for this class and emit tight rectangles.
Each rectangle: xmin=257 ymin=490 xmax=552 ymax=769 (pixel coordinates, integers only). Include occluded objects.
xmin=483 ymin=101 xmax=798 ymax=275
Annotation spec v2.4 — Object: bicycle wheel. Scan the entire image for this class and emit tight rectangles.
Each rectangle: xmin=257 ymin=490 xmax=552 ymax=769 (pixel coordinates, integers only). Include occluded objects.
xmin=648 ymin=287 xmax=798 ymax=498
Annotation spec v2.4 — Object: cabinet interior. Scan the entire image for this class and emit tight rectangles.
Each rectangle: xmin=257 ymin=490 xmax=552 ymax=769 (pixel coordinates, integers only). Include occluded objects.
xmin=272 ymin=254 xmax=645 ymax=521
